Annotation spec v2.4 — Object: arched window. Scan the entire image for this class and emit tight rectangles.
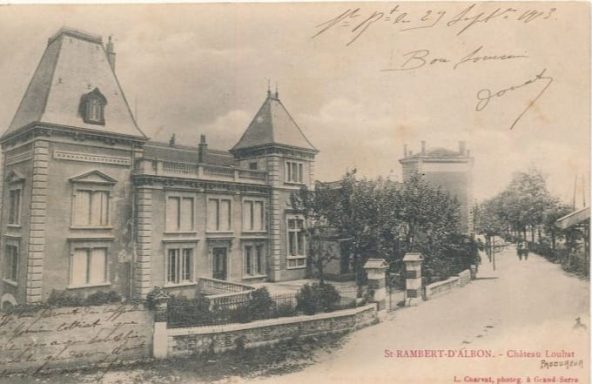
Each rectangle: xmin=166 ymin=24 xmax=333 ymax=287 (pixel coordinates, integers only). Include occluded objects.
xmin=80 ymin=88 xmax=107 ymax=125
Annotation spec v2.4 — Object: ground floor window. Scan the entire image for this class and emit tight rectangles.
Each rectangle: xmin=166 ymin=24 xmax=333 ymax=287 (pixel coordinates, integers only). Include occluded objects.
xmin=71 ymin=247 xmax=107 ymax=286
xmin=287 ymin=258 xmax=306 ymax=269
xmin=4 ymin=244 xmax=19 ymax=282
xmin=287 ymin=216 xmax=306 ymax=269
xmin=244 ymin=244 xmax=265 ymax=276
xmin=167 ymin=247 xmax=193 ymax=284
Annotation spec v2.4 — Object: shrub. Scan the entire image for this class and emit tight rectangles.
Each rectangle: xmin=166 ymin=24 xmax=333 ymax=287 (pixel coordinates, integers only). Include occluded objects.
xmin=247 ymin=288 xmax=273 ymax=321
xmin=272 ymin=302 xmax=297 ymax=318
xmin=145 ymin=286 xmax=164 ymax=310
xmin=85 ymin=290 xmax=122 ymax=305
xmin=45 ymin=289 xmax=122 ymax=307
xmin=47 ymin=290 xmax=85 ymax=307
xmin=167 ymin=295 xmax=212 ymax=327
xmin=230 ymin=305 xmax=252 ymax=324
xmin=295 ymin=283 xmax=340 ymax=315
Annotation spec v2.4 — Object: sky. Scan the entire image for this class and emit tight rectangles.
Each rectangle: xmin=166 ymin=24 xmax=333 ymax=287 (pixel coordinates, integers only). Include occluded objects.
xmin=0 ymin=2 xmax=589 ymax=203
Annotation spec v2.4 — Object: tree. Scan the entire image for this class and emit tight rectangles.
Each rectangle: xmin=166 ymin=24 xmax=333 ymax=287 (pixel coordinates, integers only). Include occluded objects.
xmin=293 ymin=183 xmax=340 ymax=285
xmin=543 ymin=203 xmax=572 ymax=250
xmin=477 ymin=168 xmax=556 ymax=244
xmin=299 ymin=171 xmax=468 ymax=285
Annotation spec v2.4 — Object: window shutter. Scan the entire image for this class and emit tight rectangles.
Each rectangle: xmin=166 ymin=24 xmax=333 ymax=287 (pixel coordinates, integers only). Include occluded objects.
xmin=220 ymin=200 xmax=231 ymax=231
xmin=71 ymin=249 xmax=88 ymax=285
xmin=74 ymin=191 xmax=91 ymax=226
xmin=166 ymin=197 xmax=180 ymax=232
xmin=242 ymin=201 xmax=251 ymax=231
xmin=180 ymin=198 xmax=194 ymax=231
xmin=207 ymin=199 xmax=217 ymax=231
xmin=253 ymin=202 xmax=263 ymax=231
xmin=89 ymin=248 xmax=107 ymax=284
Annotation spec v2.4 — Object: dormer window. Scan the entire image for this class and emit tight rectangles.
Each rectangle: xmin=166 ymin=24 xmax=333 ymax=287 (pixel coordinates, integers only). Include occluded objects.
xmin=80 ymin=88 xmax=107 ymax=125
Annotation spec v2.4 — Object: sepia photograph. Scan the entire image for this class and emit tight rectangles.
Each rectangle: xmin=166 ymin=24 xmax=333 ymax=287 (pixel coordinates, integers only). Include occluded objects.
xmin=0 ymin=2 xmax=589 ymax=383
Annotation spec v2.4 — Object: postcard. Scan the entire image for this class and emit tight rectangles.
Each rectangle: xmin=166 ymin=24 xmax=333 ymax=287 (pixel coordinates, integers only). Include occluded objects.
xmin=0 ymin=2 xmax=589 ymax=384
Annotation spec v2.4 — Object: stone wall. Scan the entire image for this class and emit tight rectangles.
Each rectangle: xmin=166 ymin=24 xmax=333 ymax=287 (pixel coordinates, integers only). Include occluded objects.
xmin=425 ymin=269 xmax=471 ymax=299
xmin=425 ymin=277 xmax=460 ymax=299
xmin=457 ymin=270 xmax=471 ymax=287
xmin=166 ymin=304 xmax=378 ymax=357
xmin=0 ymin=303 xmax=153 ymax=374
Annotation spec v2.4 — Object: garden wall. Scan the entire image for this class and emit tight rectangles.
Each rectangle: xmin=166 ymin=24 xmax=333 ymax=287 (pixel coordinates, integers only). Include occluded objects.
xmin=165 ymin=303 xmax=378 ymax=357
xmin=0 ymin=303 xmax=153 ymax=374
xmin=425 ymin=269 xmax=471 ymax=299
xmin=457 ymin=270 xmax=471 ymax=287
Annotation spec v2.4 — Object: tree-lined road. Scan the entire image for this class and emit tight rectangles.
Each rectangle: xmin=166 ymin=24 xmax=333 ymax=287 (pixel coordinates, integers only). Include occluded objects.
xmin=253 ymin=247 xmax=590 ymax=384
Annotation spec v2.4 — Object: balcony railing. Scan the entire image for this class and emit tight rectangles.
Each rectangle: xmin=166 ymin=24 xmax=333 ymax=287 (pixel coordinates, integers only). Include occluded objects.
xmin=135 ymin=158 xmax=268 ymax=184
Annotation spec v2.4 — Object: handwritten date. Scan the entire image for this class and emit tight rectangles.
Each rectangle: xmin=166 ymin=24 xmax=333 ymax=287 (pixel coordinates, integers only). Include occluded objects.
xmin=313 ymin=4 xmax=557 ymax=46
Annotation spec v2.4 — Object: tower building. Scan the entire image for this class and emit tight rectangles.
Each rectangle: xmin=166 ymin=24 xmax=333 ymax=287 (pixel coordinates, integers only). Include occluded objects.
xmin=399 ymin=141 xmax=474 ymax=234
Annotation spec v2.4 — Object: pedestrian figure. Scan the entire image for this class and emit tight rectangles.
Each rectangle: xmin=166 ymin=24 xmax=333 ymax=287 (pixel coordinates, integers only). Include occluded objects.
xmin=516 ymin=241 xmax=528 ymax=261
xmin=516 ymin=241 xmax=524 ymax=260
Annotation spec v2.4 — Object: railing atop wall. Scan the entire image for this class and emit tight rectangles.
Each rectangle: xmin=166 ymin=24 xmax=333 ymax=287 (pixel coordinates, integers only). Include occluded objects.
xmin=135 ymin=158 xmax=268 ymax=184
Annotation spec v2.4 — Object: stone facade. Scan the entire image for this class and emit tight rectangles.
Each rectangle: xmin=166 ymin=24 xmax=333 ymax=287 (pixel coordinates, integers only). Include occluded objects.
xmin=0 ymin=28 xmax=318 ymax=306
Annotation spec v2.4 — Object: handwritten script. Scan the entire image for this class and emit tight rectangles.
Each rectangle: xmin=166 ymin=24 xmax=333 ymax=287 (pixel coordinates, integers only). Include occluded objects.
xmin=475 ymin=68 xmax=553 ymax=130
xmin=313 ymin=4 xmax=557 ymax=46
xmin=0 ymin=304 xmax=152 ymax=376
xmin=382 ymin=46 xmax=529 ymax=72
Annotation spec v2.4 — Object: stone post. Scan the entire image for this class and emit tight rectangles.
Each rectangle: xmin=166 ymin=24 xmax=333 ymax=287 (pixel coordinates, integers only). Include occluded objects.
xmin=470 ymin=264 xmax=477 ymax=280
xmin=402 ymin=252 xmax=423 ymax=305
xmin=152 ymin=290 xmax=170 ymax=359
xmin=363 ymin=258 xmax=388 ymax=311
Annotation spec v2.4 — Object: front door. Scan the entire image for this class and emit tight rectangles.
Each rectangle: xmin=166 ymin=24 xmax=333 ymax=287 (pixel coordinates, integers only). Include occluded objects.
xmin=213 ymin=247 xmax=227 ymax=280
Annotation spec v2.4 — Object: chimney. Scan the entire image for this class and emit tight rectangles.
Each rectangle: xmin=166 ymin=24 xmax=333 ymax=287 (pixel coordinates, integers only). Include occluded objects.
xmin=198 ymin=134 xmax=207 ymax=163
xmin=403 ymin=144 xmax=408 ymax=158
xmin=106 ymin=36 xmax=116 ymax=72
xmin=421 ymin=141 xmax=426 ymax=155
xmin=459 ymin=141 xmax=466 ymax=155
xmin=169 ymin=134 xmax=176 ymax=147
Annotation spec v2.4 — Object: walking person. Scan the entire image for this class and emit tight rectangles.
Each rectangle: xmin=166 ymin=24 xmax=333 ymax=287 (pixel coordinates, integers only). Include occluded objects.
xmin=516 ymin=240 xmax=525 ymax=261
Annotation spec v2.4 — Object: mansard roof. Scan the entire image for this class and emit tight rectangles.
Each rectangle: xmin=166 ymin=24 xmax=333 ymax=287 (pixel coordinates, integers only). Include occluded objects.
xmin=231 ymin=91 xmax=316 ymax=154
xmin=2 ymin=27 xmax=146 ymax=140
xmin=144 ymin=141 xmax=236 ymax=167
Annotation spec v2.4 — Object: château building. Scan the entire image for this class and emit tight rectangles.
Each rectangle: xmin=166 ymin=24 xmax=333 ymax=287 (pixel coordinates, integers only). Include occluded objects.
xmin=0 ymin=28 xmax=318 ymax=307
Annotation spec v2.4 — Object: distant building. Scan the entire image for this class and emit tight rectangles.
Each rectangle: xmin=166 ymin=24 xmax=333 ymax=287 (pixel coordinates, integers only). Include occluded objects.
xmin=399 ymin=141 xmax=474 ymax=234
xmin=0 ymin=28 xmax=318 ymax=307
